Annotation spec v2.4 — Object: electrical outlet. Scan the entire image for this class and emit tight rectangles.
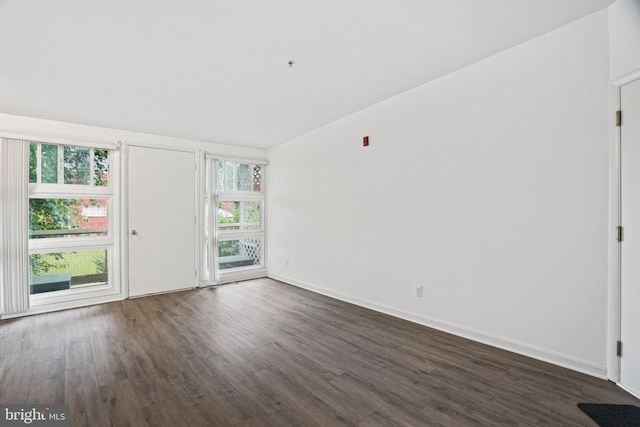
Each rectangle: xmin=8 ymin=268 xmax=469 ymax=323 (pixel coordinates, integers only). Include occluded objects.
xmin=413 ymin=285 xmax=422 ymax=298
xmin=285 ymin=258 xmax=289 ymax=266
xmin=414 ymin=285 xmax=423 ymax=298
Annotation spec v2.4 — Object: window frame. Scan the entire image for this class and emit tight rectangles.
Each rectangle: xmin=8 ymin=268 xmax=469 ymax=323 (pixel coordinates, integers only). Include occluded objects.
xmin=27 ymin=140 xmax=121 ymax=307
xmin=202 ymin=156 xmax=267 ymax=284
xmin=30 ymin=143 xmax=111 ymax=188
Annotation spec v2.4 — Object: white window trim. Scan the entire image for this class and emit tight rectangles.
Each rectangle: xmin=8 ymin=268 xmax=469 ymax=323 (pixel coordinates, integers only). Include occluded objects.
xmin=204 ymin=153 xmax=268 ymax=165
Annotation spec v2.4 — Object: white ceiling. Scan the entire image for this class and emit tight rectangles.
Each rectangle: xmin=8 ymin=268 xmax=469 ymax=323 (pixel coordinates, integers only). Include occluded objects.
xmin=0 ymin=0 xmax=614 ymax=149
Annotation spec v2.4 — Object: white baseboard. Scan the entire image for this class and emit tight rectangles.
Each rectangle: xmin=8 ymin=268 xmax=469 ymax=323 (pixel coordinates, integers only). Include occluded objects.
xmin=268 ymin=273 xmax=607 ymax=380
xmin=618 ymin=383 xmax=640 ymax=400
xmin=1 ymin=294 xmax=125 ymax=319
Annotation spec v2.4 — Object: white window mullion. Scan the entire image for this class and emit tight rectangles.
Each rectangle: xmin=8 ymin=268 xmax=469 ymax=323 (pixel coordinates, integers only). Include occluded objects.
xmin=89 ymin=148 xmax=95 ymax=188
xmin=233 ymin=162 xmax=238 ymax=191
xmin=202 ymin=157 xmax=217 ymax=283
xmin=29 ymin=241 xmax=112 ymax=254
xmin=29 ymin=185 xmax=113 ymax=198
xmin=57 ymin=144 xmax=63 ymax=184
xmin=36 ymin=142 xmax=42 ymax=184
xmin=217 ymin=192 xmax=265 ymax=202
xmin=211 ymin=158 xmax=220 ymax=282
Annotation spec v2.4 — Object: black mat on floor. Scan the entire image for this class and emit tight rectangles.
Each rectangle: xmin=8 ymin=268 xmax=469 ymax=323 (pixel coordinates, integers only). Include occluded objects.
xmin=578 ymin=403 xmax=640 ymax=427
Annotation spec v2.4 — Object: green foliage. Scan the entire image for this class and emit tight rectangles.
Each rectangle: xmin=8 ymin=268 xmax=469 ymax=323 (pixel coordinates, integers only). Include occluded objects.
xmin=93 ymin=253 xmax=107 ymax=273
xmin=29 ymin=143 xmax=37 ymax=182
xmin=41 ymin=144 xmax=59 ymax=183
xmin=245 ymin=204 xmax=260 ymax=225
xmin=217 ymin=202 xmax=261 ymax=258
xmin=29 ymin=253 xmax=67 ymax=276
xmin=219 ymin=209 xmax=241 ymax=225
xmin=63 ymin=146 xmax=90 ymax=184
xmin=219 ymin=240 xmax=240 ymax=257
xmin=30 ymin=143 xmax=110 ymax=186
xmin=219 ymin=204 xmax=240 ymax=256
xmin=29 ymin=198 xmax=82 ymax=232
xmin=218 ymin=202 xmax=260 ymax=231
xmin=94 ymin=149 xmax=109 ymax=186
xmin=29 ymin=250 xmax=106 ymax=278
xmin=29 ymin=142 xmax=63 ymax=184
xmin=29 ymin=198 xmax=82 ymax=275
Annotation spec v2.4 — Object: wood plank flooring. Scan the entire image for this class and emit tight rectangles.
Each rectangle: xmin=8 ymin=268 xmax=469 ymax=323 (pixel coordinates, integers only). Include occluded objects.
xmin=0 ymin=278 xmax=638 ymax=426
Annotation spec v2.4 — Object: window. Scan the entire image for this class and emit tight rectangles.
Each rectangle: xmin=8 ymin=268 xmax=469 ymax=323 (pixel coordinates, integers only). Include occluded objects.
xmin=217 ymin=160 xmax=263 ymax=192
xmin=30 ymin=198 xmax=109 ymax=238
xmin=218 ymin=201 xmax=261 ymax=231
xmin=29 ymin=249 xmax=108 ymax=294
xmin=29 ymin=143 xmax=109 ymax=186
xmin=203 ymin=157 xmax=266 ymax=283
xmin=28 ymin=141 xmax=117 ymax=302
xmin=218 ymin=238 xmax=262 ymax=270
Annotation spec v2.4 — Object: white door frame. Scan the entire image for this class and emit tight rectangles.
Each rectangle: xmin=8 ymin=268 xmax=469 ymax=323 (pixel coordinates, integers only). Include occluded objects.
xmin=607 ymin=69 xmax=640 ymax=384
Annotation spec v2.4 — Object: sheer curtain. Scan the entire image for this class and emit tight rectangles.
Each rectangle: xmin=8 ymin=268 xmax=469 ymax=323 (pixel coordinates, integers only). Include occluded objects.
xmin=0 ymin=138 xmax=30 ymax=316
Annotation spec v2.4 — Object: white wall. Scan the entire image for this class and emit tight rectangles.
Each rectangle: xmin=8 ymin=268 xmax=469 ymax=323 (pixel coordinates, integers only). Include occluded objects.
xmin=609 ymin=0 xmax=640 ymax=81
xmin=268 ymin=11 xmax=610 ymax=376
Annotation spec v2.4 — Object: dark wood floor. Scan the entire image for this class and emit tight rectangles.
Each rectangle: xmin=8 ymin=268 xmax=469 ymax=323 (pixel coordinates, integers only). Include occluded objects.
xmin=0 ymin=278 xmax=638 ymax=426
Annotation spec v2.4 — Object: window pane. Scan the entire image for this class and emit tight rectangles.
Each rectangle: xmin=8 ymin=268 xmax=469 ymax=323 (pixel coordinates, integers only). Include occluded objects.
xmin=218 ymin=238 xmax=261 ymax=270
xmin=64 ymin=146 xmax=90 ymax=185
xmin=29 ymin=249 xmax=108 ymax=294
xmin=252 ymin=164 xmax=262 ymax=192
xmin=216 ymin=161 xmax=264 ymax=193
xmin=217 ymin=160 xmax=225 ymax=192
xmin=29 ymin=198 xmax=108 ymax=238
xmin=94 ymin=149 xmax=109 ymax=186
xmin=29 ymin=142 xmax=37 ymax=183
xmin=218 ymin=201 xmax=260 ymax=230
xmin=41 ymin=144 xmax=59 ymax=183
xmin=238 ymin=164 xmax=252 ymax=191
xmin=225 ymin=162 xmax=234 ymax=191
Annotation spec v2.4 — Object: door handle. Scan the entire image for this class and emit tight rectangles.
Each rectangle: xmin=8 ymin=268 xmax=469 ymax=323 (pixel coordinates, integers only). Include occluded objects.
xmin=130 ymin=229 xmax=138 ymax=235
